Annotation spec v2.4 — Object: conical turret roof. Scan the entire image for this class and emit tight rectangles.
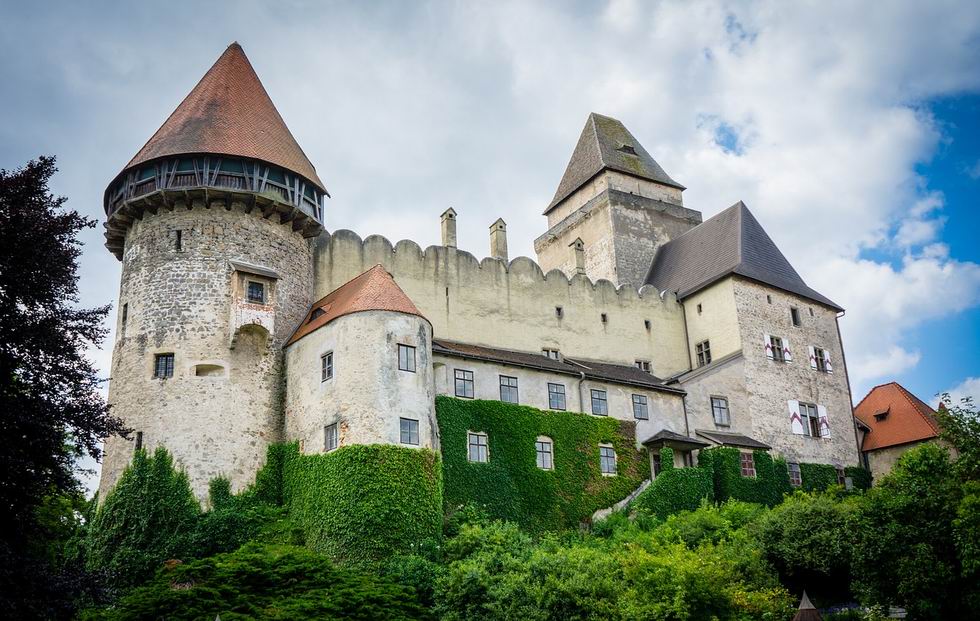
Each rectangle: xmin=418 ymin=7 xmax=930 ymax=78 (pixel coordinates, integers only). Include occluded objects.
xmin=546 ymin=113 xmax=683 ymax=213
xmin=122 ymin=42 xmax=325 ymax=191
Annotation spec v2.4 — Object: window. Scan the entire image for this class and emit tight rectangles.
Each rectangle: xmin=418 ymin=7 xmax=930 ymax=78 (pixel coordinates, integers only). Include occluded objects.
xmin=635 ymin=360 xmax=651 ymax=373
xmin=154 ymin=353 xmax=174 ymax=379
xmin=454 ymin=369 xmax=474 ymax=399
xmin=711 ymin=396 xmax=730 ymax=426
xmin=311 ymin=307 xmax=325 ymax=320
xmin=791 ymin=307 xmax=801 ymax=327
xmin=535 ymin=437 xmax=554 ymax=470
xmin=599 ymin=445 xmax=617 ymax=475
xmin=632 ymin=394 xmax=649 ymax=420
xmin=644 ymin=319 xmax=651 ymax=331
xmin=591 ymin=389 xmax=608 ymax=416
xmin=121 ymin=303 xmax=128 ymax=332
xmin=600 ymin=313 xmax=608 ymax=324
xmin=740 ymin=452 xmax=756 ymax=478
xmin=321 ymin=352 xmax=333 ymax=382
xmin=499 ymin=375 xmax=519 ymax=403
xmin=175 ymin=229 xmax=182 ymax=251
xmin=467 ymin=431 xmax=488 ymax=462
xmin=814 ymin=346 xmax=828 ymax=373
xmin=134 ymin=431 xmax=143 ymax=451
xmin=652 ymin=452 xmax=662 ymax=477
xmin=548 ymin=383 xmax=566 ymax=410
xmin=696 ymin=303 xmax=702 ymax=314
xmin=247 ymin=281 xmax=265 ymax=304
xmin=555 ymin=306 xmax=564 ymax=319
xmin=836 ymin=467 xmax=846 ymax=486
xmin=800 ymin=402 xmax=820 ymax=437
xmin=809 ymin=307 xmax=814 ymax=317
xmin=767 ymin=294 xmax=772 ymax=304
xmin=770 ymin=336 xmax=785 ymax=362
xmin=788 ymin=462 xmax=802 ymax=487
xmin=542 ymin=348 xmax=560 ymax=360
xmin=398 ymin=344 xmax=416 ymax=372
xmin=696 ymin=340 xmax=712 ymax=367
xmin=399 ymin=418 xmax=419 ymax=445
xmin=324 ymin=423 xmax=338 ymax=452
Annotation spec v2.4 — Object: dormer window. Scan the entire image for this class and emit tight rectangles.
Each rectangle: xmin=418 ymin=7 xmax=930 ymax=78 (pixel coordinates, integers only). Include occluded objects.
xmin=247 ymin=281 xmax=266 ymax=304
xmin=616 ymin=144 xmax=637 ymax=155
xmin=311 ymin=308 xmax=325 ymax=320
xmin=873 ymin=408 xmax=889 ymax=421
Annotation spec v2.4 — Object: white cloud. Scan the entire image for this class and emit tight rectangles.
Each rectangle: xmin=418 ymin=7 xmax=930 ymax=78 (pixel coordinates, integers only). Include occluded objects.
xmin=966 ymin=160 xmax=980 ymax=179
xmin=942 ymin=376 xmax=980 ymax=407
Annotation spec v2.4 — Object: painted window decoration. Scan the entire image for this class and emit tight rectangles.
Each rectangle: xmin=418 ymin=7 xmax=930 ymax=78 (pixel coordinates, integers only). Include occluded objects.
xmin=809 ymin=346 xmax=833 ymax=374
xmin=154 ymin=353 xmax=175 ymax=379
xmin=399 ymin=417 xmax=419 ymax=446
xmin=740 ymin=452 xmax=756 ymax=478
xmin=711 ymin=396 xmax=730 ymax=426
xmin=788 ymin=462 xmax=802 ymax=487
xmin=247 ymin=280 xmax=266 ymax=304
xmin=789 ymin=400 xmax=831 ymax=438
xmin=499 ymin=375 xmax=519 ymax=404
xmin=321 ymin=352 xmax=333 ymax=382
xmin=599 ymin=444 xmax=617 ymax=475
xmin=696 ymin=340 xmax=711 ymax=367
xmin=398 ymin=344 xmax=416 ymax=373
xmin=765 ymin=333 xmax=793 ymax=363
xmin=535 ymin=437 xmax=554 ymax=470
xmin=467 ymin=431 xmax=489 ymax=463
xmin=455 ymin=369 xmax=475 ymax=399
xmin=324 ymin=423 xmax=338 ymax=452
xmin=591 ymin=389 xmax=608 ymax=416
xmin=632 ymin=394 xmax=649 ymax=420
xmin=548 ymin=383 xmax=566 ymax=411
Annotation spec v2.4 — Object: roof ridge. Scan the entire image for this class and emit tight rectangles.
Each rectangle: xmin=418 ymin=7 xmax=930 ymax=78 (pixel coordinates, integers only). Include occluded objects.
xmin=895 ymin=383 xmax=941 ymax=434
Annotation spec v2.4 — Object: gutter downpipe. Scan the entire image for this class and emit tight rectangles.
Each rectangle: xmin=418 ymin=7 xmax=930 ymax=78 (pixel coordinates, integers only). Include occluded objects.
xmin=835 ymin=310 xmax=863 ymax=469
xmin=577 ymin=371 xmax=587 ymax=413
xmin=678 ymin=291 xmax=694 ymax=437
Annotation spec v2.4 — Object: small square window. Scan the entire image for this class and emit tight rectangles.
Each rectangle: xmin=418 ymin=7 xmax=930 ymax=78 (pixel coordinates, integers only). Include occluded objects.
xmin=499 ymin=375 xmax=519 ymax=404
xmin=455 ymin=369 xmax=474 ymax=399
xmin=467 ymin=431 xmax=489 ymax=462
xmin=324 ymin=423 xmax=338 ymax=452
xmin=548 ymin=383 xmax=566 ymax=410
xmin=635 ymin=360 xmax=651 ymax=373
xmin=696 ymin=303 xmax=702 ymax=314
xmin=134 ymin=431 xmax=143 ymax=451
xmin=247 ymin=281 xmax=266 ymax=304
xmin=711 ymin=396 xmax=730 ymax=426
xmin=740 ymin=452 xmax=756 ymax=478
xmin=599 ymin=445 xmax=617 ymax=475
xmin=555 ymin=306 xmax=564 ymax=319
xmin=321 ymin=352 xmax=333 ymax=382
xmin=644 ymin=319 xmax=651 ymax=331
xmin=632 ymin=394 xmax=649 ymax=420
xmin=154 ymin=353 xmax=174 ymax=379
xmin=536 ymin=437 xmax=554 ymax=470
xmin=399 ymin=418 xmax=419 ymax=445
xmin=398 ymin=344 xmax=416 ymax=373
xmin=591 ymin=389 xmax=608 ymax=416
xmin=767 ymin=294 xmax=772 ymax=304
xmin=788 ymin=462 xmax=802 ymax=487
xmin=600 ymin=313 xmax=608 ymax=324
xmin=791 ymin=307 xmax=801 ymax=327
xmin=696 ymin=340 xmax=712 ymax=367
xmin=542 ymin=348 xmax=560 ymax=360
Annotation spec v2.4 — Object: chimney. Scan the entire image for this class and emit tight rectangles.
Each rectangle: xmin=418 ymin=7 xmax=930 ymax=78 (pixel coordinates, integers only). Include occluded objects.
xmin=440 ymin=208 xmax=457 ymax=248
xmin=570 ymin=238 xmax=586 ymax=275
xmin=490 ymin=218 xmax=508 ymax=261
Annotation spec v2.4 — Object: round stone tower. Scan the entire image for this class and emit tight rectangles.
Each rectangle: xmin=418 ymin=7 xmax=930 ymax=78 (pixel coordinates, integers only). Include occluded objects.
xmin=98 ymin=43 xmax=328 ymax=500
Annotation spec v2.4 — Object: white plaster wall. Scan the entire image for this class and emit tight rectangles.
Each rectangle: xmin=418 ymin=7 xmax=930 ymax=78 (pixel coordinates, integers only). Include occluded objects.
xmin=546 ymin=171 xmax=684 ymax=228
xmin=683 ymin=279 xmax=741 ymax=363
xmin=285 ymin=310 xmax=437 ymax=453
xmin=679 ymin=354 xmax=752 ymax=438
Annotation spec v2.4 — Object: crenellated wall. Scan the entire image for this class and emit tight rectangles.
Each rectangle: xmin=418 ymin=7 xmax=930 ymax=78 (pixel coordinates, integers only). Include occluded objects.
xmin=312 ymin=229 xmax=692 ymax=378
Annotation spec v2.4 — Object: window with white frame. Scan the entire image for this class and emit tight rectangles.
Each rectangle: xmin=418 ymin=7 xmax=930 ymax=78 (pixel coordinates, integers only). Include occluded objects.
xmin=542 ymin=348 xmax=560 ymax=360
xmin=599 ymin=444 xmax=617 ymax=475
xmin=635 ymin=360 xmax=651 ymax=373
xmin=591 ymin=389 xmax=608 ymax=416
xmin=321 ymin=352 xmax=333 ymax=382
xmin=632 ymin=394 xmax=649 ymax=420
xmin=548 ymin=383 xmax=566 ymax=410
xmin=399 ymin=418 xmax=419 ymax=445
xmin=467 ymin=431 xmax=488 ymax=462
xmin=154 ymin=353 xmax=175 ymax=379
xmin=711 ymin=396 xmax=730 ymax=426
xmin=814 ymin=346 xmax=828 ymax=373
xmin=535 ymin=437 xmax=554 ymax=470
xmin=788 ymin=462 xmax=802 ymax=487
xmin=398 ymin=344 xmax=416 ymax=373
xmin=324 ymin=423 xmax=338 ymax=452
xmin=770 ymin=335 xmax=786 ymax=362
xmin=499 ymin=375 xmax=519 ymax=403
xmin=696 ymin=340 xmax=711 ymax=367
xmin=740 ymin=452 xmax=756 ymax=477
xmin=800 ymin=402 xmax=820 ymax=437
xmin=455 ymin=369 xmax=474 ymax=399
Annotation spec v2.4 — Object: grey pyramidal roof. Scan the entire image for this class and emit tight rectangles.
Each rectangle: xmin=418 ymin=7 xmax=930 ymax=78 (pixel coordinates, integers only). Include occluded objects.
xmin=546 ymin=113 xmax=684 ymax=213
xmin=645 ymin=201 xmax=842 ymax=310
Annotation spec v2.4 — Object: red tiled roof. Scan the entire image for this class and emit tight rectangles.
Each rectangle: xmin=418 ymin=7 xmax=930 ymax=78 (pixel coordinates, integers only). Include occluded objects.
xmin=122 ymin=42 xmax=325 ymax=191
xmin=287 ymin=265 xmax=425 ymax=345
xmin=854 ymin=382 xmax=941 ymax=451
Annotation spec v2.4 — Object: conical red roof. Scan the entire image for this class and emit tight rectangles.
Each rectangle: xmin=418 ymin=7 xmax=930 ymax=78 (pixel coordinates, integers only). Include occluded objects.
xmin=122 ymin=42 xmax=325 ymax=191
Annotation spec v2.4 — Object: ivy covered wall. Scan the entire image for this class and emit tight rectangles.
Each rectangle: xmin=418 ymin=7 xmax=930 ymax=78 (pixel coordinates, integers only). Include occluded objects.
xmin=633 ymin=447 xmax=714 ymax=519
xmin=435 ymin=396 xmax=649 ymax=532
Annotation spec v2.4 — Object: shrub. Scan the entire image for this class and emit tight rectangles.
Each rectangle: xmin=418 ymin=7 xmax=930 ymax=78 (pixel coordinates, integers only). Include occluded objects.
xmin=436 ymin=396 xmax=649 ymax=532
xmin=845 ymin=466 xmax=872 ymax=490
xmin=632 ymin=449 xmax=714 ymax=520
xmin=698 ymin=447 xmax=785 ymax=506
xmin=800 ymin=462 xmax=839 ymax=492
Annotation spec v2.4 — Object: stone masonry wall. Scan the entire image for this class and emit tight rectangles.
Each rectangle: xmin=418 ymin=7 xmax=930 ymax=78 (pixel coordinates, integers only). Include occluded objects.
xmin=100 ymin=201 xmax=314 ymax=501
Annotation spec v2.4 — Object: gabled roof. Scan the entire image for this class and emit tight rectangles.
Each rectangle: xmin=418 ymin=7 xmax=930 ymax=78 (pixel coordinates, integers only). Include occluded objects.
xmin=854 ymin=382 xmax=941 ymax=451
xmin=641 ymin=429 xmax=710 ymax=450
xmin=121 ymin=42 xmax=325 ymax=191
xmin=695 ymin=429 xmax=771 ymax=450
xmin=287 ymin=265 xmax=425 ymax=345
xmin=545 ymin=113 xmax=684 ymax=214
xmin=645 ymin=201 xmax=842 ymax=311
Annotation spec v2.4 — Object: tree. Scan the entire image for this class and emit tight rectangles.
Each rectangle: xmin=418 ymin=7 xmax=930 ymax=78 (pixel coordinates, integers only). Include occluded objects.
xmin=0 ymin=156 xmax=126 ymax=616
xmin=936 ymin=394 xmax=980 ymax=480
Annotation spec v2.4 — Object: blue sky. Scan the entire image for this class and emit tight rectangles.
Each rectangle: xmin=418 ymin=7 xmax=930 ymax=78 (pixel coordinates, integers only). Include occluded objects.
xmin=1 ymin=1 xmax=979 ymax=486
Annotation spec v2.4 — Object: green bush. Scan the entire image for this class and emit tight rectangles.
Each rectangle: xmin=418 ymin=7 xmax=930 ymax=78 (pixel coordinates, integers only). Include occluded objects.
xmin=284 ymin=443 xmax=443 ymax=564
xmin=436 ymin=396 xmax=649 ymax=532
xmin=80 ymin=543 xmax=430 ymax=620
xmin=800 ymin=462 xmax=839 ymax=492
xmin=845 ymin=466 xmax=872 ymax=490
xmin=633 ymin=448 xmax=714 ymax=519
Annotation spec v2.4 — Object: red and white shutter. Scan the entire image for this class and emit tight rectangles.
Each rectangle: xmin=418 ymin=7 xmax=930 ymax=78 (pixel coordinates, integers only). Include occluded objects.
xmin=808 ymin=346 xmax=818 ymax=370
xmin=764 ymin=333 xmax=774 ymax=360
xmin=788 ymin=400 xmax=805 ymax=435
xmin=817 ymin=404 xmax=831 ymax=438
xmin=823 ymin=350 xmax=834 ymax=374
xmin=783 ymin=338 xmax=793 ymax=363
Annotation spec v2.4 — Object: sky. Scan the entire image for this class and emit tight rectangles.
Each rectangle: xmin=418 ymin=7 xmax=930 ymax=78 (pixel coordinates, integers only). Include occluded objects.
xmin=1 ymin=1 xmax=979 ymax=490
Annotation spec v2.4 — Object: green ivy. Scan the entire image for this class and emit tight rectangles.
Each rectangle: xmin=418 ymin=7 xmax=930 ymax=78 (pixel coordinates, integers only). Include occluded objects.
xmin=800 ymin=462 xmax=839 ymax=492
xmin=697 ymin=447 xmax=784 ymax=506
xmin=845 ymin=466 xmax=872 ymax=490
xmin=283 ymin=443 xmax=443 ymax=565
xmin=633 ymin=447 xmax=714 ymax=519
xmin=436 ymin=396 xmax=650 ymax=532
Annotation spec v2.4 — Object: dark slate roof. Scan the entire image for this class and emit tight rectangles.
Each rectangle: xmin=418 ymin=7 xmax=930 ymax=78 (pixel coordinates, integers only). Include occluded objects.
xmin=432 ymin=339 xmax=684 ymax=395
xmin=645 ymin=201 xmax=843 ymax=311
xmin=545 ymin=113 xmax=684 ymax=214
xmin=695 ymin=429 xmax=772 ymax=450
xmin=641 ymin=429 xmax=710 ymax=449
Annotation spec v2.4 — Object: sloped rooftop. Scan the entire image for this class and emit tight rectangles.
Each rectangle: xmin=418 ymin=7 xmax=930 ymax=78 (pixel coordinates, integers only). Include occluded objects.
xmin=645 ymin=201 xmax=842 ymax=310
xmin=854 ymin=382 xmax=941 ymax=451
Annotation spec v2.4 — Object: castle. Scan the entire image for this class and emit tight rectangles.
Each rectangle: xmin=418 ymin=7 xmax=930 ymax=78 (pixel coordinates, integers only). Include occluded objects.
xmin=98 ymin=43 xmax=861 ymax=501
